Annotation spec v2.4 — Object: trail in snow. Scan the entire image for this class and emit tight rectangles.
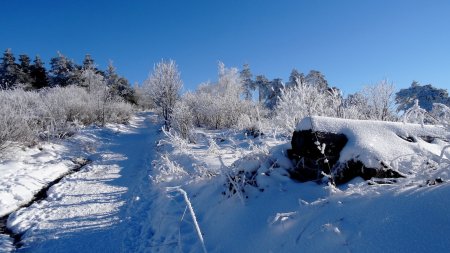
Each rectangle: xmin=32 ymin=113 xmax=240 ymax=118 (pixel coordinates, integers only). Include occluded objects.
xmin=4 ymin=112 xmax=160 ymax=253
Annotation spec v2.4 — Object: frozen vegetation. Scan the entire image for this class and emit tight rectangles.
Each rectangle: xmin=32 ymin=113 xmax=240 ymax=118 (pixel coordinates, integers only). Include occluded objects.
xmin=1 ymin=51 xmax=450 ymax=252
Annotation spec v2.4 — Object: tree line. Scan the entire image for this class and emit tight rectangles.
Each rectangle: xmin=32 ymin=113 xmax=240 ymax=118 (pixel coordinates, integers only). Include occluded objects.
xmin=141 ymin=60 xmax=450 ymax=140
xmin=0 ymin=48 xmax=136 ymax=103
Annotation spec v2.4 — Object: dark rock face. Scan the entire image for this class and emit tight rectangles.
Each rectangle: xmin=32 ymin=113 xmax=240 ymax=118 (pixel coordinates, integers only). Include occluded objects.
xmin=288 ymin=130 xmax=404 ymax=184
xmin=288 ymin=130 xmax=348 ymax=182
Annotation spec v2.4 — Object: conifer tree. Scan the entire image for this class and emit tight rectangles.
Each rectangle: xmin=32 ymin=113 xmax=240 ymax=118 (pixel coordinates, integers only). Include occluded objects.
xmin=49 ymin=51 xmax=78 ymax=87
xmin=240 ymin=63 xmax=254 ymax=100
xmin=17 ymin=54 xmax=33 ymax=88
xmin=0 ymin=48 xmax=19 ymax=89
xmin=30 ymin=56 xmax=49 ymax=89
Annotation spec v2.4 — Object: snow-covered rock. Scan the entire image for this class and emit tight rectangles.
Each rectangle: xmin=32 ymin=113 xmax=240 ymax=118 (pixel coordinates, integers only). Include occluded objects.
xmin=289 ymin=116 xmax=449 ymax=184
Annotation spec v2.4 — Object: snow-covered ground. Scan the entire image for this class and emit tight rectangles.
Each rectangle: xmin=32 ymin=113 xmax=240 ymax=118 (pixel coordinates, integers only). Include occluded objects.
xmin=1 ymin=112 xmax=160 ymax=253
xmin=150 ymin=120 xmax=450 ymax=253
xmin=2 ymin=113 xmax=450 ymax=253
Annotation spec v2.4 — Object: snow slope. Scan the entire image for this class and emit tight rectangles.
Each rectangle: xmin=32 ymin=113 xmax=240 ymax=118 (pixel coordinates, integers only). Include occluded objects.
xmin=3 ymin=112 xmax=160 ymax=253
xmin=2 ymin=113 xmax=450 ymax=253
xmin=0 ymin=143 xmax=77 ymax=218
xmin=149 ymin=123 xmax=450 ymax=253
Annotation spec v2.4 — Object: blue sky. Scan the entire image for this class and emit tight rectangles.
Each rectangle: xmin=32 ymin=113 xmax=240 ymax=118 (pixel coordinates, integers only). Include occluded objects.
xmin=2 ymin=0 xmax=450 ymax=94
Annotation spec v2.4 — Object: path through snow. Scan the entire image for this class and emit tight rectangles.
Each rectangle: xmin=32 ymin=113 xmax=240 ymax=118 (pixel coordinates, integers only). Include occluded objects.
xmin=4 ymin=112 xmax=159 ymax=253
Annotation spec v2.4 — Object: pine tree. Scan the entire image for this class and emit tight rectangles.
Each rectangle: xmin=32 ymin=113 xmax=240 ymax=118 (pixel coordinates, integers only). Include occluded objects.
xmin=0 ymin=48 xmax=19 ymax=89
xmin=49 ymin=51 xmax=78 ymax=87
xmin=82 ymin=54 xmax=95 ymax=70
xmin=287 ymin=68 xmax=305 ymax=88
xmin=17 ymin=54 xmax=33 ymax=88
xmin=105 ymin=61 xmax=135 ymax=103
xmin=255 ymin=75 xmax=270 ymax=104
xmin=240 ymin=63 xmax=254 ymax=100
xmin=265 ymin=78 xmax=284 ymax=109
xmin=305 ymin=70 xmax=329 ymax=91
xmin=396 ymin=81 xmax=450 ymax=112
xmin=30 ymin=56 xmax=49 ymax=89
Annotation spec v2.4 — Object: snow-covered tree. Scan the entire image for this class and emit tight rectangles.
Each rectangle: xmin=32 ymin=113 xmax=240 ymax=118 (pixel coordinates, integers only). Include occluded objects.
xmin=396 ymin=81 xmax=450 ymax=112
xmin=82 ymin=54 xmax=95 ymax=70
xmin=170 ymin=99 xmax=194 ymax=140
xmin=361 ymin=80 xmax=397 ymax=121
xmin=305 ymin=70 xmax=329 ymax=91
xmin=143 ymin=59 xmax=183 ymax=128
xmin=49 ymin=52 xmax=79 ymax=87
xmin=0 ymin=49 xmax=19 ymax=89
xmin=343 ymin=80 xmax=397 ymax=121
xmin=170 ymin=62 xmax=259 ymax=132
xmin=286 ymin=68 xmax=305 ymax=88
xmin=255 ymin=75 xmax=270 ymax=104
xmin=265 ymin=78 xmax=283 ymax=110
xmin=240 ymin=63 xmax=254 ymax=100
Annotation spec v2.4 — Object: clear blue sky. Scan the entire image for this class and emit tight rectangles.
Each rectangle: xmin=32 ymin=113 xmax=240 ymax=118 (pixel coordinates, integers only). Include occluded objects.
xmin=2 ymin=0 xmax=450 ymax=94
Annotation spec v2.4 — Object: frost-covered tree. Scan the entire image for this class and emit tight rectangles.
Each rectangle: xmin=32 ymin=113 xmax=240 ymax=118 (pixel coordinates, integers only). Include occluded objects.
xmin=217 ymin=61 xmax=242 ymax=98
xmin=344 ymin=80 xmax=397 ymax=121
xmin=286 ymin=68 xmax=305 ymax=88
xmin=396 ymin=81 xmax=450 ymax=112
xmin=30 ymin=56 xmax=49 ymax=89
xmin=105 ymin=61 xmax=135 ymax=102
xmin=265 ymin=78 xmax=283 ymax=110
xmin=362 ymin=80 xmax=397 ymax=121
xmin=171 ymin=62 xmax=259 ymax=132
xmin=49 ymin=52 xmax=79 ymax=87
xmin=305 ymin=70 xmax=329 ymax=91
xmin=255 ymin=75 xmax=270 ymax=104
xmin=342 ymin=92 xmax=369 ymax=119
xmin=240 ymin=63 xmax=254 ymax=100
xmin=82 ymin=54 xmax=95 ymax=70
xmin=143 ymin=59 xmax=183 ymax=128
xmin=17 ymin=54 xmax=33 ymax=88
xmin=0 ymin=49 xmax=19 ymax=89
xmin=170 ymin=98 xmax=194 ymax=140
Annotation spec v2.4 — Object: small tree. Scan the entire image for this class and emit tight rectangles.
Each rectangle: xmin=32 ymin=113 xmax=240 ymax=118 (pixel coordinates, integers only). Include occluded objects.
xmin=361 ymin=80 xmax=397 ymax=121
xmin=143 ymin=60 xmax=183 ymax=128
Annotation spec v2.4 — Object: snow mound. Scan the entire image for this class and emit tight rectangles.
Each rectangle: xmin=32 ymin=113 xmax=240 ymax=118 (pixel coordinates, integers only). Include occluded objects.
xmin=296 ymin=116 xmax=449 ymax=171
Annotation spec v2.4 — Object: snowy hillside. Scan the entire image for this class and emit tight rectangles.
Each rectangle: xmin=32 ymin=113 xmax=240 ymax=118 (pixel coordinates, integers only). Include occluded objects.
xmin=148 ymin=118 xmax=450 ymax=253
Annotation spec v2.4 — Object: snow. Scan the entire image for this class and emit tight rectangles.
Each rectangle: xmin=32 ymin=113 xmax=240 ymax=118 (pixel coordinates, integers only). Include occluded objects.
xmin=2 ymin=113 xmax=450 ymax=252
xmin=0 ymin=143 xmax=78 ymax=218
xmin=1 ymin=112 xmax=159 ymax=252
xmin=148 ymin=119 xmax=450 ymax=253
xmin=296 ymin=116 xmax=449 ymax=170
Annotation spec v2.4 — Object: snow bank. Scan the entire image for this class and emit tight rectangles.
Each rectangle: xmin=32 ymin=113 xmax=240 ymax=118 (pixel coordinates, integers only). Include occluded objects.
xmin=296 ymin=116 xmax=449 ymax=170
xmin=0 ymin=144 xmax=74 ymax=217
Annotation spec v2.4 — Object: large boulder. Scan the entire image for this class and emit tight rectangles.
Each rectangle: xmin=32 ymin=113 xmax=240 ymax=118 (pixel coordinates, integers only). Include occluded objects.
xmin=288 ymin=116 xmax=449 ymax=184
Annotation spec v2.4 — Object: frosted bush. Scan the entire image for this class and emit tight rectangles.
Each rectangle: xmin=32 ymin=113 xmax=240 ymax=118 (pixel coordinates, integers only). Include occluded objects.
xmin=0 ymin=85 xmax=134 ymax=148
xmin=159 ymin=127 xmax=189 ymax=153
xmin=170 ymin=99 xmax=194 ymax=140
xmin=0 ymin=89 xmax=43 ymax=147
xmin=273 ymin=83 xmax=341 ymax=135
